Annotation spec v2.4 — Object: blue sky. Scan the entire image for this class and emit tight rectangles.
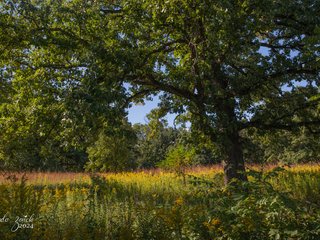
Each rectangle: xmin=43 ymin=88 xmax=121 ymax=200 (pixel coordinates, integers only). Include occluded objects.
xmin=127 ymin=98 xmax=158 ymax=125
xmin=127 ymin=95 xmax=177 ymax=125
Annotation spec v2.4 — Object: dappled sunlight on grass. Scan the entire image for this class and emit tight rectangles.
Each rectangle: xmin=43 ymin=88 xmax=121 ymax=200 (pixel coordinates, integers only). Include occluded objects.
xmin=1 ymin=164 xmax=320 ymax=239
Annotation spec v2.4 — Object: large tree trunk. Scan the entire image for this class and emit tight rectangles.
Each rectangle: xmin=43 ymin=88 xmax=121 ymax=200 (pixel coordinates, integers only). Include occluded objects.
xmin=211 ymin=119 xmax=248 ymax=185
xmin=223 ymin=131 xmax=247 ymax=184
xmin=210 ymin=61 xmax=247 ymax=184
xmin=212 ymin=97 xmax=248 ymax=184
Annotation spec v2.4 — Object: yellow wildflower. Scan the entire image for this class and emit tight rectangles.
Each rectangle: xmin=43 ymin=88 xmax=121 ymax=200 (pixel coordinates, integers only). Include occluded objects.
xmin=175 ymin=197 xmax=184 ymax=206
xmin=55 ymin=188 xmax=63 ymax=199
xmin=204 ymin=218 xmax=222 ymax=231
xmin=81 ymin=187 xmax=88 ymax=195
xmin=211 ymin=218 xmax=221 ymax=226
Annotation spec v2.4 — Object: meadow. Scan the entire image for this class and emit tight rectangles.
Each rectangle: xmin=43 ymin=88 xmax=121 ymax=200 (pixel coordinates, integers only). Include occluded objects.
xmin=0 ymin=164 xmax=320 ymax=240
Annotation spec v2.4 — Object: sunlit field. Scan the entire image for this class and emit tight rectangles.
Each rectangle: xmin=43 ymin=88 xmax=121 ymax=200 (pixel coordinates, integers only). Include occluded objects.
xmin=0 ymin=164 xmax=320 ymax=240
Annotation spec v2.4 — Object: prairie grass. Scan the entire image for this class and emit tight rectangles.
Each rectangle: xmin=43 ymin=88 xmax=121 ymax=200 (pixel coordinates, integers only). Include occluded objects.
xmin=0 ymin=164 xmax=320 ymax=239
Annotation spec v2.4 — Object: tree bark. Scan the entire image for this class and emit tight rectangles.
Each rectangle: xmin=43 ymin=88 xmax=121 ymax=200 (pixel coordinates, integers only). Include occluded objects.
xmin=210 ymin=60 xmax=248 ymax=184
xmin=210 ymin=112 xmax=248 ymax=185
xmin=223 ymin=130 xmax=247 ymax=185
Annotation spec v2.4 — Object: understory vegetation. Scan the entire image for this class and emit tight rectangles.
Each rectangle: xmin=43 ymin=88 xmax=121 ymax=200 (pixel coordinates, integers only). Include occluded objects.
xmin=1 ymin=165 xmax=320 ymax=240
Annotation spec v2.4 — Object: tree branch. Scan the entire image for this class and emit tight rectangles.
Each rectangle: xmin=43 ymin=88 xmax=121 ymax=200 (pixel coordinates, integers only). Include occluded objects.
xmin=130 ymin=73 xmax=198 ymax=104
xmin=241 ymin=98 xmax=320 ymax=130
xmin=246 ymin=119 xmax=320 ymax=131
xmin=123 ymin=89 xmax=154 ymax=108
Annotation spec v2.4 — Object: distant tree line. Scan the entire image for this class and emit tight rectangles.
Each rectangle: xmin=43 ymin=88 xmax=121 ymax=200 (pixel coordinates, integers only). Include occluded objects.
xmin=0 ymin=103 xmax=319 ymax=172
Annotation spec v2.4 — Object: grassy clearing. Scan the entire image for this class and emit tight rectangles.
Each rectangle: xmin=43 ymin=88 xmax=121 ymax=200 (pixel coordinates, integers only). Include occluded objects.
xmin=0 ymin=164 xmax=320 ymax=239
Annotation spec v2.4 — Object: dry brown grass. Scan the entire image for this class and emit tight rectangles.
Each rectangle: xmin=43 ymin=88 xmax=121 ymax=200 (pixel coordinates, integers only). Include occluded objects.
xmin=1 ymin=163 xmax=319 ymax=185
xmin=0 ymin=171 xmax=91 ymax=185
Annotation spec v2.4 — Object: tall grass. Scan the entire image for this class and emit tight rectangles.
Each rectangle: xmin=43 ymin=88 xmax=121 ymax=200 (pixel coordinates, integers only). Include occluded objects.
xmin=0 ymin=164 xmax=320 ymax=239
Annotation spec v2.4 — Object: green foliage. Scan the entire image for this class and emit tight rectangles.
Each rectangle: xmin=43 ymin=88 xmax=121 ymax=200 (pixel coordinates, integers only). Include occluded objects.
xmin=133 ymin=109 xmax=221 ymax=169
xmin=158 ymin=144 xmax=196 ymax=171
xmin=0 ymin=0 xmax=127 ymax=171
xmin=133 ymin=122 xmax=178 ymax=169
xmin=177 ymin=129 xmax=222 ymax=165
xmin=243 ymin=128 xmax=320 ymax=164
xmin=86 ymin=121 xmax=137 ymax=172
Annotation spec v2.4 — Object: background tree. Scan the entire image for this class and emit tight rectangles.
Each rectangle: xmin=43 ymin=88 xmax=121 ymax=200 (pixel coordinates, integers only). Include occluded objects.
xmin=158 ymin=143 xmax=197 ymax=185
xmin=86 ymin=119 xmax=137 ymax=172
xmin=133 ymin=109 xmax=220 ymax=169
xmin=133 ymin=124 xmax=178 ymax=169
